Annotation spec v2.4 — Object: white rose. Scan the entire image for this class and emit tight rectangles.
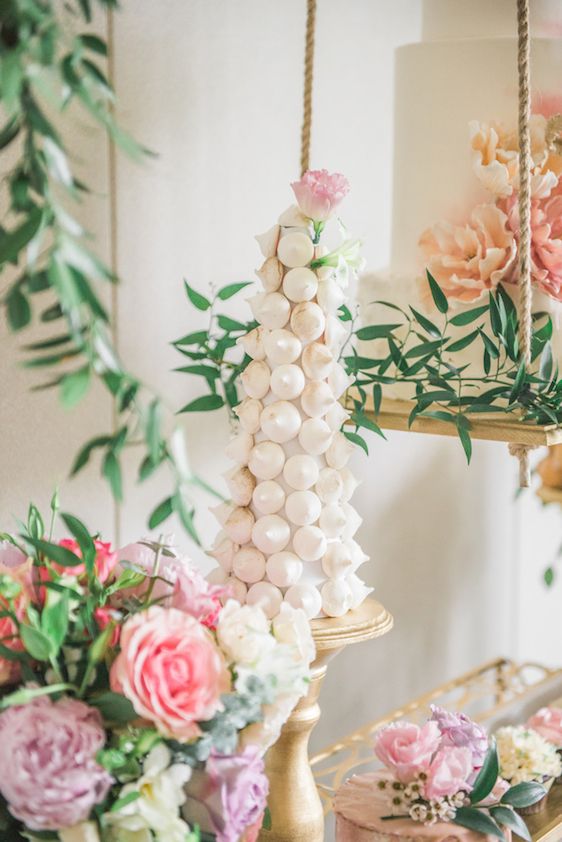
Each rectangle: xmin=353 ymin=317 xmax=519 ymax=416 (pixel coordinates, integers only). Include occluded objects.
xmin=59 ymin=823 xmax=101 ymax=842
xmin=216 ymin=599 xmax=275 ymax=665
xmin=239 ymin=693 xmax=301 ymax=753
xmin=272 ymin=603 xmax=315 ymax=665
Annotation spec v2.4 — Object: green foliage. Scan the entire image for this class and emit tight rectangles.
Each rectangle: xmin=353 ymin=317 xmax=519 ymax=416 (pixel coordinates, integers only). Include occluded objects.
xmin=0 ymin=0 xmax=212 ymax=542
xmin=469 ymin=740 xmax=499 ymax=804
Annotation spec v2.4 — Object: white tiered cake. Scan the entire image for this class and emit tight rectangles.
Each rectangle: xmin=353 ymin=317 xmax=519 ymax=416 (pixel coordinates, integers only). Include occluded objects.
xmin=362 ymin=0 xmax=562 ymax=380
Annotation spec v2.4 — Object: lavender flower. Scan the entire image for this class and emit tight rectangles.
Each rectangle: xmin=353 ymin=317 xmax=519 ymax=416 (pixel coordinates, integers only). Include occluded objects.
xmin=430 ymin=705 xmax=488 ymax=770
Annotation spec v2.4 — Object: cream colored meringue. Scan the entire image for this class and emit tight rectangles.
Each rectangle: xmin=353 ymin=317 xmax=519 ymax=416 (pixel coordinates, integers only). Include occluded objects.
xmin=238 ymin=326 xmax=266 ymax=361
xmin=339 ymin=467 xmax=360 ymax=502
xmin=234 ymin=398 xmax=263 ymax=434
xmin=263 ymin=328 xmax=302 ymax=365
xmin=225 ymin=465 xmax=256 ymax=506
xmin=278 ymin=204 xmax=309 ymax=227
xmin=341 ymin=503 xmax=362 ymax=541
xmin=277 ymin=231 xmax=314 ymax=268
xmin=324 ymin=313 xmax=348 ymax=353
xmin=315 ymin=467 xmax=344 ymax=503
xmin=319 ymin=503 xmax=347 ymax=538
xmin=284 ymin=583 xmax=322 ymax=619
xmin=252 ymin=514 xmax=291 ymax=554
xmin=285 ymin=490 xmax=322 ymax=527
xmin=301 ymin=341 xmax=334 ymax=380
xmin=266 ymin=551 xmax=303 ymax=588
xmin=246 ymin=581 xmax=283 ymax=619
xmin=260 ymin=400 xmax=302 ymax=443
xmin=225 ymin=431 xmax=254 ymax=465
xmin=225 ymin=575 xmax=248 ymax=603
xmin=207 ymin=532 xmax=238 ymax=572
xmin=256 ymin=256 xmax=283 ymax=292
xmin=321 ymin=541 xmax=353 ymax=579
xmin=232 ymin=546 xmax=267 ymax=584
xmin=300 ymin=381 xmax=335 ymax=418
xmin=292 ymin=525 xmax=327 ymax=562
xmin=241 ymin=359 xmax=271 ymax=400
xmin=282 ymin=267 xmax=318 ymax=303
xmin=250 ymin=292 xmax=290 ymax=330
xmin=290 ymin=301 xmax=326 ymax=343
xmin=321 ymin=579 xmax=352 ymax=617
xmin=210 ymin=502 xmax=234 ymax=527
xmin=255 ymin=224 xmax=280 ymax=258
xmin=346 ymin=538 xmax=369 ymax=571
xmin=325 ymin=431 xmax=354 ymax=469
xmin=207 ymin=567 xmax=228 ymax=586
xmin=316 ymin=279 xmax=346 ymax=313
xmin=283 ymin=453 xmax=320 ymax=490
xmin=325 ymin=402 xmax=350 ymax=432
xmin=346 ymin=572 xmax=373 ymax=608
xmin=252 ymin=480 xmax=286 ymax=514
xmin=270 ymin=364 xmax=306 ymax=400
xmin=298 ymin=417 xmax=333 ymax=455
xmin=328 ymin=362 xmax=353 ymax=400
xmin=248 ymin=441 xmax=286 ymax=480
xmin=223 ymin=506 xmax=255 ymax=545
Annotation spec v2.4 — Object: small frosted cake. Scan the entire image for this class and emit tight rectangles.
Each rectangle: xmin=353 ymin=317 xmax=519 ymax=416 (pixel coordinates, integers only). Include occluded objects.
xmin=334 ymin=773 xmax=511 ymax=842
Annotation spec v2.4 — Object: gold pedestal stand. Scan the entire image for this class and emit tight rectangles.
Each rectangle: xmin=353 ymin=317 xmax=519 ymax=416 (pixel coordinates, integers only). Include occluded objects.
xmin=259 ymin=598 xmax=393 ymax=842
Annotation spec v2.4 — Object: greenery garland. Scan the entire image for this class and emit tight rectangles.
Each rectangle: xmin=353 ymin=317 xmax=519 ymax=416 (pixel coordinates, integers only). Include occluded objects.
xmin=0 ymin=0 xmax=217 ymax=542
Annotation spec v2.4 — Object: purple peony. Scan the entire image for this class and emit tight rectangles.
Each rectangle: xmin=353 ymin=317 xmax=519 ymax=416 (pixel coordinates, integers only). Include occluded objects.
xmin=184 ymin=747 xmax=269 ymax=842
xmin=0 ymin=696 xmax=112 ymax=830
xmin=430 ymin=705 xmax=489 ymax=770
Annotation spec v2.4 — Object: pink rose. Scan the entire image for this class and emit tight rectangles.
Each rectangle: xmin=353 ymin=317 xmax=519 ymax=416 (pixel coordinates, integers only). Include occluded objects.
xmin=57 ymin=538 xmax=117 ymax=583
xmin=374 ymin=721 xmax=441 ymax=782
xmin=0 ymin=696 xmax=111 ymax=830
xmin=291 ymin=169 xmax=350 ymax=221
xmin=0 ymin=541 xmax=27 ymax=569
xmin=0 ymin=558 xmax=34 ymax=686
xmin=419 ymin=204 xmax=516 ymax=304
xmin=527 ymin=707 xmax=562 ymax=746
xmin=110 ymin=606 xmax=230 ymax=740
xmin=184 ymin=748 xmax=269 ymax=842
xmin=93 ymin=606 xmax=121 ymax=646
xmin=424 ymin=746 xmax=474 ymax=800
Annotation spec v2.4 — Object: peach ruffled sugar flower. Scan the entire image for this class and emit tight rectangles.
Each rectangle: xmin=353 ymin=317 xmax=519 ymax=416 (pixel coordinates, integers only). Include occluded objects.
xmin=419 ymin=203 xmax=516 ymax=303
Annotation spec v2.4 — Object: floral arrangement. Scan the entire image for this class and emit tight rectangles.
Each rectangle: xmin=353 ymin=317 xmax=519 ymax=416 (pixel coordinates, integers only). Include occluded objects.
xmin=527 ymin=706 xmax=562 ymax=747
xmin=0 ymin=497 xmax=314 ymax=842
xmin=495 ymin=725 xmax=562 ymax=785
xmin=420 ymin=110 xmax=562 ymax=304
xmin=373 ymin=706 xmax=545 ymax=840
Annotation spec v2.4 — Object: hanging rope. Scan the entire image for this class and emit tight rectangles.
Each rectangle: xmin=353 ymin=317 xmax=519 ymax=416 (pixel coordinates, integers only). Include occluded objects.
xmin=511 ymin=0 xmax=536 ymax=487
xmin=300 ymin=0 xmax=317 ymax=176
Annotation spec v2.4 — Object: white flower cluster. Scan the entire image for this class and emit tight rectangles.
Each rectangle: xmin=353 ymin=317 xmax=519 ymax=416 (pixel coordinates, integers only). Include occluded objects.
xmin=496 ymin=725 xmax=562 ymax=785
xmin=377 ymin=776 xmax=467 ymax=827
xmin=207 ymin=201 xmax=372 ymax=620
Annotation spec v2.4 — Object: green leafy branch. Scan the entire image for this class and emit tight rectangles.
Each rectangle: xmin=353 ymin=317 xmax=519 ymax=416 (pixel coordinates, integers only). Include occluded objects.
xmin=0 ymin=0 xmax=215 ymax=541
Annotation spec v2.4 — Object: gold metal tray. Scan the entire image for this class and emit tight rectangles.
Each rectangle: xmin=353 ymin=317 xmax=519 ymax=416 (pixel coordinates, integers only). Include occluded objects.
xmin=311 ymin=658 xmax=562 ymax=841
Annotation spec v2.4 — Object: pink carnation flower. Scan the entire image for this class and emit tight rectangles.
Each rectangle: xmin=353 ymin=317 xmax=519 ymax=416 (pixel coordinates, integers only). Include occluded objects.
xmin=0 ymin=697 xmax=111 ymax=830
xmin=527 ymin=707 xmax=562 ymax=746
xmin=110 ymin=605 xmax=230 ymax=740
xmin=419 ymin=204 xmax=516 ymax=303
xmin=424 ymin=746 xmax=474 ymax=800
xmin=291 ymin=169 xmax=349 ymax=221
xmin=57 ymin=538 xmax=117 ymax=583
xmin=374 ymin=720 xmax=441 ymax=782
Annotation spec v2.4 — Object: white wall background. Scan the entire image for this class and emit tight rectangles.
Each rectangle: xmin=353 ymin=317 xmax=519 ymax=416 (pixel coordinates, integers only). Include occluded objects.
xmin=1 ymin=0 xmax=562 ymax=753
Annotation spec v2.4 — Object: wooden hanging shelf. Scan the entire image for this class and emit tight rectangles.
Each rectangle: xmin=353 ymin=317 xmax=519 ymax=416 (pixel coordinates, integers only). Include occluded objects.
xmin=346 ymin=392 xmax=562 ymax=447
xmin=537 ymin=485 xmax=562 ymax=506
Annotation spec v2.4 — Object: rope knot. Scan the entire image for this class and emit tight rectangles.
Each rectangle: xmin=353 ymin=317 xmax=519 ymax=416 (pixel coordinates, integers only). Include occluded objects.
xmin=508 ymin=442 xmax=537 ymax=487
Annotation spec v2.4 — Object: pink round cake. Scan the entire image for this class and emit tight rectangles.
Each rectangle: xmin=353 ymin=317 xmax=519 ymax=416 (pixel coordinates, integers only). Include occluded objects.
xmin=334 ymin=773 xmax=511 ymax=842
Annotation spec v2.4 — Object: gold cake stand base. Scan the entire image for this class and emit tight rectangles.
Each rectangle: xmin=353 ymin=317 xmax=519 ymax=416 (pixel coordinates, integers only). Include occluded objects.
xmin=259 ymin=598 xmax=393 ymax=842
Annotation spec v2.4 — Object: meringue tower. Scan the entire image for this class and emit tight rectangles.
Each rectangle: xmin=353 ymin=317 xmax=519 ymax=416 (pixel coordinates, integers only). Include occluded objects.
xmin=208 ymin=172 xmax=372 ymax=620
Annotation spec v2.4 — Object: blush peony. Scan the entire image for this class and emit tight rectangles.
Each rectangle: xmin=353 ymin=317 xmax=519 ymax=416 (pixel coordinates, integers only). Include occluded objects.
xmin=0 ymin=697 xmax=112 ymax=830
xmin=424 ymin=746 xmax=474 ymax=799
xmin=527 ymin=707 xmax=562 ymax=747
xmin=374 ymin=720 xmax=441 ymax=782
xmin=291 ymin=169 xmax=350 ymax=222
xmin=110 ymin=606 xmax=230 ymax=740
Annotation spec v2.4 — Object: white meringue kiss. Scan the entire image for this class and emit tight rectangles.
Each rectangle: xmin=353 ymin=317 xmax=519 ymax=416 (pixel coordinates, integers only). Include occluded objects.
xmin=319 ymin=503 xmax=346 ymax=538
xmin=325 ymin=402 xmax=350 ymax=432
xmin=232 ymin=546 xmax=267 ymax=584
xmin=316 ymin=279 xmax=346 ymax=313
xmin=321 ymin=542 xmax=353 ymax=579
xmin=207 ymin=532 xmax=238 ymax=572
xmin=246 ymin=581 xmax=283 ymax=619
xmin=225 ymin=575 xmax=248 ymax=603
xmin=266 ymin=551 xmax=303 ymax=588
xmin=278 ymin=204 xmax=309 ymax=227
xmin=324 ymin=314 xmax=348 ymax=354
xmin=260 ymin=401 xmax=302 ymax=443
xmin=290 ymin=302 xmax=326 ymax=343
xmin=252 ymin=514 xmax=291 ymax=554
xmin=241 ymin=360 xmax=270 ymax=400
xmin=255 ymin=224 xmax=280 ymax=258
xmin=292 ymin=525 xmax=327 ymax=562
xmin=341 ymin=503 xmax=362 ymax=541
xmin=238 ymin=326 xmax=266 ymax=360
xmin=277 ymin=231 xmax=314 ymax=268
xmin=248 ymin=441 xmax=286 ymax=480
xmin=234 ymin=398 xmax=263 ymax=434
xmin=263 ymin=328 xmax=302 ymax=365
xmin=300 ymin=381 xmax=335 ymax=418
xmin=223 ymin=506 xmax=255 ymax=544
xmin=326 ymin=431 xmax=354 ymax=469
xmin=315 ymin=467 xmax=344 ymax=503
xmin=270 ymin=364 xmax=305 ymax=400
xmin=256 ymin=256 xmax=283 ymax=292
xmin=285 ymin=490 xmax=321 ymax=526
xmin=207 ymin=567 xmax=228 ymax=586
xmin=283 ymin=454 xmax=319 ymax=491
xmin=328 ymin=362 xmax=353 ymax=400
xmin=298 ymin=417 xmax=333 ymax=455
xmin=301 ymin=342 xmax=334 ymax=380
xmin=282 ymin=267 xmax=318 ymax=303
xmin=250 ymin=292 xmax=290 ymax=329
xmin=321 ymin=579 xmax=352 ymax=617
xmin=225 ymin=466 xmax=256 ymax=506
xmin=284 ymin=583 xmax=322 ymax=619
xmin=346 ymin=573 xmax=373 ymax=609
xmin=252 ymin=480 xmax=286 ymax=514
xmin=225 ymin=431 xmax=254 ymax=465
xmin=339 ymin=467 xmax=360 ymax=502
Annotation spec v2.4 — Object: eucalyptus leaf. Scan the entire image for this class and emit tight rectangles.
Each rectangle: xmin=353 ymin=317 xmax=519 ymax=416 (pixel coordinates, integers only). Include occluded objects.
xmin=178 ymin=394 xmax=225 ymax=413
xmin=217 ymin=281 xmax=252 ymax=300
xmin=426 ymin=270 xmax=449 ymax=313
xmin=501 ymin=781 xmax=546 ymax=808
xmin=184 ymin=281 xmax=211 ymax=311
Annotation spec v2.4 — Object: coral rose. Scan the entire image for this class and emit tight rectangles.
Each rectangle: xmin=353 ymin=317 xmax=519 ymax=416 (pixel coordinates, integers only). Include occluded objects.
xmin=291 ymin=169 xmax=349 ymax=221
xmin=419 ymin=204 xmax=516 ymax=303
xmin=0 ymin=697 xmax=111 ymax=830
xmin=57 ymin=538 xmax=117 ymax=583
xmin=110 ymin=606 xmax=230 ymax=740
xmin=0 ymin=555 xmax=34 ymax=686
xmin=424 ymin=746 xmax=474 ymax=800
xmin=374 ymin=720 xmax=441 ymax=782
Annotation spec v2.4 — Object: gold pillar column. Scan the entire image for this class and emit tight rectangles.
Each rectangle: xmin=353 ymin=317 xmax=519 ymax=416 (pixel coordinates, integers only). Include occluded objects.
xmin=260 ymin=598 xmax=393 ymax=842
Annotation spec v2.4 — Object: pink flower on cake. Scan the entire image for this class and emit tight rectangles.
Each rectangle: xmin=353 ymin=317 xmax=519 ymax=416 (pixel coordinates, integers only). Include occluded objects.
xmin=110 ymin=605 xmax=230 ymax=740
xmin=374 ymin=721 xmax=441 ymax=782
xmin=57 ymin=538 xmax=117 ymax=583
xmin=291 ymin=169 xmax=349 ymax=221
xmin=527 ymin=707 xmax=562 ymax=746
xmin=500 ymin=189 xmax=562 ymax=301
xmin=430 ymin=705 xmax=488 ymax=770
xmin=0 ymin=697 xmax=111 ymax=830
xmin=424 ymin=746 xmax=474 ymax=800
xmin=419 ymin=204 xmax=516 ymax=303
xmin=184 ymin=747 xmax=269 ymax=842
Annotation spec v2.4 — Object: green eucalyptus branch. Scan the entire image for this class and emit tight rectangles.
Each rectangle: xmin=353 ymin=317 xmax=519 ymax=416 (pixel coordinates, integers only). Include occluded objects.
xmin=0 ymin=0 xmax=215 ymax=542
